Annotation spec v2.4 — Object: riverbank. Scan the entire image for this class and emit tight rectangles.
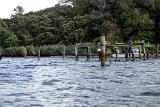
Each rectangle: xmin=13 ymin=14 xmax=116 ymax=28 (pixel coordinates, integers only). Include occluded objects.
xmin=0 ymin=45 xmax=98 ymax=57
xmin=0 ymin=45 xmax=159 ymax=59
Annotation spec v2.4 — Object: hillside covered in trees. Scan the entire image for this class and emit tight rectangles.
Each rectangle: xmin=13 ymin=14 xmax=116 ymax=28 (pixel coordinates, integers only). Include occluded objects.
xmin=0 ymin=0 xmax=160 ymax=48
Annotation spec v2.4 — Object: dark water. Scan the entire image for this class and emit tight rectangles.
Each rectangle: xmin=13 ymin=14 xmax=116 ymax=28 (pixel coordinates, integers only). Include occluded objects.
xmin=0 ymin=57 xmax=160 ymax=107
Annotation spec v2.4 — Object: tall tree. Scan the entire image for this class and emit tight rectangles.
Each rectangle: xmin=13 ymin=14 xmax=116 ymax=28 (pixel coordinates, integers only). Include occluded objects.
xmin=13 ymin=5 xmax=24 ymax=15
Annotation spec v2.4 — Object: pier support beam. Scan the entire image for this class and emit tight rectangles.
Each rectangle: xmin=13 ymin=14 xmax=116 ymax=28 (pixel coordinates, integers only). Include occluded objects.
xmin=63 ymin=45 xmax=66 ymax=59
xmin=87 ymin=47 xmax=91 ymax=61
xmin=138 ymin=46 xmax=142 ymax=59
xmin=38 ymin=47 xmax=40 ymax=61
xmin=142 ymin=41 xmax=146 ymax=60
xmin=128 ymin=49 xmax=131 ymax=60
xmin=131 ymin=46 xmax=135 ymax=61
xmin=115 ymin=47 xmax=118 ymax=61
xmin=146 ymin=47 xmax=149 ymax=60
xmin=75 ymin=45 xmax=79 ymax=61
xmin=156 ymin=44 xmax=159 ymax=59
xmin=100 ymin=36 xmax=106 ymax=66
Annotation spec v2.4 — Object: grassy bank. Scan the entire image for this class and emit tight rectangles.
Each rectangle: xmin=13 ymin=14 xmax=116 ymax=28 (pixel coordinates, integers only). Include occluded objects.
xmin=0 ymin=45 xmax=98 ymax=57
xmin=1 ymin=45 xmax=158 ymax=57
xmin=0 ymin=48 xmax=3 ymax=56
xmin=4 ymin=46 xmax=27 ymax=57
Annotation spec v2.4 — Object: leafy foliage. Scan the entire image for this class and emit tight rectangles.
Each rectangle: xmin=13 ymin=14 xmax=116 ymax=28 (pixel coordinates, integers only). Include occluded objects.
xmin=4 ymin=46 xmax=27 ymax=57
xmin=0 ymin=0 xmax=160 ymax=48
xmin=0 ymin=28 xmax=19 ymax=48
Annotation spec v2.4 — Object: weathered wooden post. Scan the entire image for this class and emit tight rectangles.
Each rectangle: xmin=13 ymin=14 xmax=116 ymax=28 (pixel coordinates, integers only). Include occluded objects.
xmin=87 ymin=47 xmax=89 ymax=61
xmin=129 ymin=51 xmax=131 ymax=60
xmin=156 ymin=44 xmax=159 ymax=59
xmin=131 ymin=46 xmax=135 ymax=61
xmin=100 ymin=36 xmax=106 ymax=66
xmin=142 ymin=41 xmax=146 ymax=60
xmin=90 ymin=47 xmax=92 ymax=59
xmin=75 ymin=45 xmax=79 ymax=61
xmin=138 ymin=46 xmax=142 ymax=59
xmin=146 ymin=49 xmax=149 ymax=59
xmin=128 ymin=40 xmax=133 ymax=60
xmin=0 ymin=48 xmax=2 ymax=60
xmin=38 ymin=47 xmax=41 ymax=61
xmin=63 ymin=45 xmax=66 ymax=59
xmin=115 ymin=46 xmax=118 ymax=61
xmin=146 ymin=42 xmax=150 ymax=59
xmin=87 ymin=46 xmax=91 ymax=61
xmin=0 ymin=54 xmax=2 ymax=60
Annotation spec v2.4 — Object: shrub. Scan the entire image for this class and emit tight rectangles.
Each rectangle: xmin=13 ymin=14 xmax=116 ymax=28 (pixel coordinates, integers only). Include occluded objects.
xmin=0 ymin=48 xmax=3 ymax=56
xmin=5 ymin=46 xmax=27 ymax=57
xmin=19 ymin=46 xmax=27 ymax=56
xmin=40 ymin=45 xmax=64 ymax=56
xmin=65 ymin=45 xmax=75 ymax=55
xmin=26 ymin=45 xmax=36 ymax=56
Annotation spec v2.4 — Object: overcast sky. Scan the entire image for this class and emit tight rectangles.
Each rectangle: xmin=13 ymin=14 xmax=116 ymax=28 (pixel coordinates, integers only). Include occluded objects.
xmin=0 ymin=0 xmax=58 ymax=19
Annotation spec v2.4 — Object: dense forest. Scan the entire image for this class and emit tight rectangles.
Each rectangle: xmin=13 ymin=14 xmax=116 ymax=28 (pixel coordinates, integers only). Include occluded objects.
xmin=0 ymin=0 xmax=160 ymax=48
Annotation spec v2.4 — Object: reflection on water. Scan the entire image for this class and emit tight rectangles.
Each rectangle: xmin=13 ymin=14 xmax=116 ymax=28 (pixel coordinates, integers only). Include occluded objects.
xmin=0 ymin=57 xmax=160 ymax=107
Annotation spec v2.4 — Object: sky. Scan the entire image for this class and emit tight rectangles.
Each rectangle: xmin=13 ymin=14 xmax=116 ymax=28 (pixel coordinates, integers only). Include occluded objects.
xmin=0 ymin=0 xmax=58 ymax=19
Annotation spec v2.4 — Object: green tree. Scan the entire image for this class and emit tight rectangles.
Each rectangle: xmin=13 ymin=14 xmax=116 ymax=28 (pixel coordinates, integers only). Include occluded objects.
xmin=35 ymin=32 xmax=59 ymax=45
xmin=13 ymin=5 xmax=24 ymax=16
xmin=0 ymin=29 xmax=19 ymax=48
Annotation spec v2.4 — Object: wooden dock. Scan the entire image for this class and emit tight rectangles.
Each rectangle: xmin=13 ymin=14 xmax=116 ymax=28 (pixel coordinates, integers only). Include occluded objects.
xmin=73 ymin=37 xmax=159 ymax=66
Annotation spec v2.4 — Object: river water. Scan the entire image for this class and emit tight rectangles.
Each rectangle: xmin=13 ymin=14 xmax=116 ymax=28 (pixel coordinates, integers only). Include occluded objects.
xmin=0 ymin=57 xmax=160 ymax=107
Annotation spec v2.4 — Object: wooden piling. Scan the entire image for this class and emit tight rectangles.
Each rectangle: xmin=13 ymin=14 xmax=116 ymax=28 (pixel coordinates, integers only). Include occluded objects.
xmin=38 ymin=47 xmax=40 ymax=60
xmin=131 ymin=46 xmax=135 ymax=61
xmin=156 ymin=44 xmax=159 ymax=59
xmin=146 ymin=49 xmax=149 ymax=59
xmin=100 ymin=36 xmax=106 ymax=66
xmin=142 ymin=42 xmax=146 ymax=60
xmin=87 ymin=47 xmax=89 ymax=61
xmin=75 ymin=46 xmax=79 ymax=61
xmin=128 ymin=48 xmax=131 ymax=60
xmin=87 ymin=47 xmax=91 ymax=61
xmin=105 ymin=48 xmax=108 ymax=61
xmin=138 ymin=46 xmax=142 ymax=59
xmin=90 ymin=47 xmax=92 ymax=59
xmin=63 ymin=45 xmax=66 ymax=59
xmin=143 ymin=45 xmax=146 ymax=60
xmin=115 ymin=47 xmax=118 ymax=61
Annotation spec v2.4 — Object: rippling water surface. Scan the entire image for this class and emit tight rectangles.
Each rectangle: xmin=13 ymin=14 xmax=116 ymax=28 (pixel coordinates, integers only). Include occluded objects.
xmin=0 ymin=57 xmax=160 ymax=107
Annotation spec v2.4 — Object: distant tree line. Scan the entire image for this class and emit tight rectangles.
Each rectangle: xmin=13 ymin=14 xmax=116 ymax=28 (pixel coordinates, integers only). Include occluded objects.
xmin=0 ymin=0 xmax=160 ymax=48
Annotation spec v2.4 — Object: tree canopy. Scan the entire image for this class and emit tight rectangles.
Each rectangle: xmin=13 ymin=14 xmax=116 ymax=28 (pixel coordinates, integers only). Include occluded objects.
xmin=0 ymin=0 xmax=160 ymax=48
